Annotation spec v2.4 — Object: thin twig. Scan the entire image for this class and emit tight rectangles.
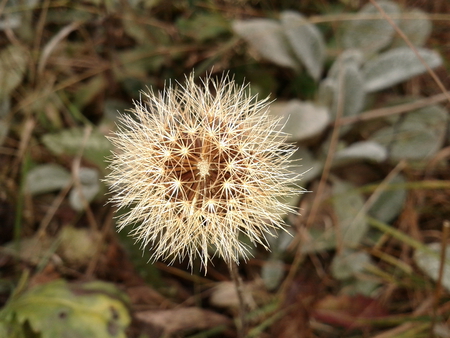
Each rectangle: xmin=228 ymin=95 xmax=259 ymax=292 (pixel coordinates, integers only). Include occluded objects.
xmin=344 ymin=161 xmax=406 ymax=244
xmin=338 ymin=91 xmax=450 ymax=126
xmin=71 ymin=125 xmax=98 ymax=231
xmin=37 ymin=178 xmax=74 ymax=237
xmin=37 ymin=21 xmax=81 ymax=76
xmin=308 ymin=12 xmax=450 ymax=24
xmin=85 ymin=207 xmax=114 ymax=276
xmin=430 ymin=220 xmax=450 ymax=338
xmin=11 ymin=117 xmax=35 ymax=178
xmin=32 ymin=0 xmax=51 ymax=82
xmin=280 ymin=56 xmax=346 ymax=295
xmin=372 ymin=296 xmax=434 ymax=338
xmin=228 ymin=262 xmax=247 ymax=338
xmin=11 ymin=45 xmax=206 ymax=117
xmin=425 ymin=146 xmax=450 ymax=178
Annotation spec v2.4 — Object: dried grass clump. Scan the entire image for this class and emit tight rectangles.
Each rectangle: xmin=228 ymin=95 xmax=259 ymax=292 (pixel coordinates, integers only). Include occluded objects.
xmin=106 ymin=72 xmax=301 ymax=269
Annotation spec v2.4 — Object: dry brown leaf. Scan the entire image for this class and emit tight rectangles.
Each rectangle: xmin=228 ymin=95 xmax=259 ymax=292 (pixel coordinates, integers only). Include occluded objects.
xmin=209 ymin=281 xmax=256 ymax=309
xmin=135 ymin=307 xmax=231 ymax=334
xmin=313 ymin=294 xmax=388 ymax=329
xmin=127 ymin=285 xmax=171 ymax=309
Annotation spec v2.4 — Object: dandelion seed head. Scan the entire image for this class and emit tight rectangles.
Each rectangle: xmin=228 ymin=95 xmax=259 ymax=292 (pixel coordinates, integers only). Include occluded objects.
xmin=105 ymin=71 xmax=302 ymax=270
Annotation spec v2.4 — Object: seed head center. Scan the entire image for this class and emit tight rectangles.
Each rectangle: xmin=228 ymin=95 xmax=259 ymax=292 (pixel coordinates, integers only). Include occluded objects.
xmin=197 ymin=158 xmax=210 ymax=178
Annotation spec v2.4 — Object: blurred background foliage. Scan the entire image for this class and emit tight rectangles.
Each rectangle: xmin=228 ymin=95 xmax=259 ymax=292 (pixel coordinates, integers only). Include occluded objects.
xmin=1 ymin=0 xmax=450 ymax=337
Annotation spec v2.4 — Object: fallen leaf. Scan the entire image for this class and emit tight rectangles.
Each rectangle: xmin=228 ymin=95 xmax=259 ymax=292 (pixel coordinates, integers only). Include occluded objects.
xmin=126 ymin=285 xmax=170 ymax=308
xmin=0 ymin=280 xmax=130 ymax=338
xmin=57 ymin=226 xmax=103 ymax=268
xmin=313 ymin=294 xmax=388 ymax=329
xmin=209 ymin=281 xmax=256 ymax=309
xmin=135 ymin=307 xmax=230 ymax=334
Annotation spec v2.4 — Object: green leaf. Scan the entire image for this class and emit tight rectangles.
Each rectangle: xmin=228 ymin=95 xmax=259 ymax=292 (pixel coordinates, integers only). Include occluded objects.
xmin=121 ymin=13 xmax=149 ymax=45
xmin=414 ymin=243 xmax=450 ymax=292
xmin=25 ymin=164 xmax=71 ymax=195
xmin=116 ymin=46 xmax=166 ymax=77
xmin=280 ymin=11 xmax=325 ymax=80
xmin=0 ymin=320 xmax=25 ymax=338
xmin=322 ymin=50 xmax=366 ymax=129
xmin=57 ymin=226 xmax=102 ymax=267
xmin=363 ymin=47 xmax=442 ymax=92
xmin=232 ymin=19 xmax=299 ymax=70
xmin=274 ymin=147 xmax=319 ymax=219
xmin=328 ymin=49 xmax=364 ymax=78
xmin=331 ymin=249 xmax=371 ymax=280
xmin=329 ymin=61 xmax=366 ymax=120
xmin=392 ymin=9 xmax=432 ymax=47
xmin=341 ymin=1 xmax=400 ymax=55
xmin=333 ymin=141 xmax=387 ymax=167
xmin=301 ymin=180 xmax=368 ymax=254
xmin=269 ymin=100 xmax=329 ymax=142
xmin=0 ymin=45 xmax=28 ymax=98
xmin=177 ymin=12 xmax=229 ymax=42
xmin=317 ymin=78 xmax=335 ymax=109
xmin=46 ymin=7 xmax=93 ymax=24
xmin=0 ymin=121 xmax=8 ymax=147
xmin=0 ymin=0 xmax=39 ymax=32
xmin=0 ymin=1 xmax=21 ymax=31
xmin=83 ymin=0 xmax=119 ymax=12
xmin=69 ymin=167 xmax=100 ymax=211
xmin=276 ymin=227 xmax=296 ymax=253
xmin=290 ymin=147 xmax=323 ymax=184
xmin=73 ymin=75 xmax=107 ymax=109
xmin=2 ymin=236 xmax=54 ymax=266
xmin=368 ymin=174 xmax=406 ymax=223
xmin=261 ymin=259 xmax=285 ymax=291
xmin=0 ymin=96 xmax=9 ymax=118
xmin=0 ymin=97 xmax=10 ymax=146
xmin=333 ymin=180 xmax=368 ymax=247
xmin=1 ymin=280 xmax=130 ymax=338
xmin=116 ymin=226 xmax=163 ymax=287
xmin=371 ymin=104 xmax=448 ymax=162
xmin=265 ymin=226 xmax=295 ymax=257
xmin=41 ymin=127 xmax=112 ymax=170
xmin=122 ymin=9 xmax=169 ymax=46
xmin=301 ymin=226 xmax=337 ymax=254
xmin=103 ymin=99 xmax=130 ymax=122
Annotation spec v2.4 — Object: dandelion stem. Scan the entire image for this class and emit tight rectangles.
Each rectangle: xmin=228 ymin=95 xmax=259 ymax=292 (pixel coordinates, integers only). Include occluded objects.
xmin=228 ymin=262 xmax=247 ymax=338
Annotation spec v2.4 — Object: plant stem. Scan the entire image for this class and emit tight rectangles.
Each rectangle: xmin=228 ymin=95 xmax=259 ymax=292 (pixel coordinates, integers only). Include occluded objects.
xmin=430 ymin=220 xmax=450 ymax=338
xmin=228 ymin=262 xmax=247 ymax=338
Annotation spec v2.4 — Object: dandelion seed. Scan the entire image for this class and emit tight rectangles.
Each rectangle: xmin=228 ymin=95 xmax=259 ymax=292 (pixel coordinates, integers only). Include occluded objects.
xmin=105 ymin=72 xmax=302 ymax=270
